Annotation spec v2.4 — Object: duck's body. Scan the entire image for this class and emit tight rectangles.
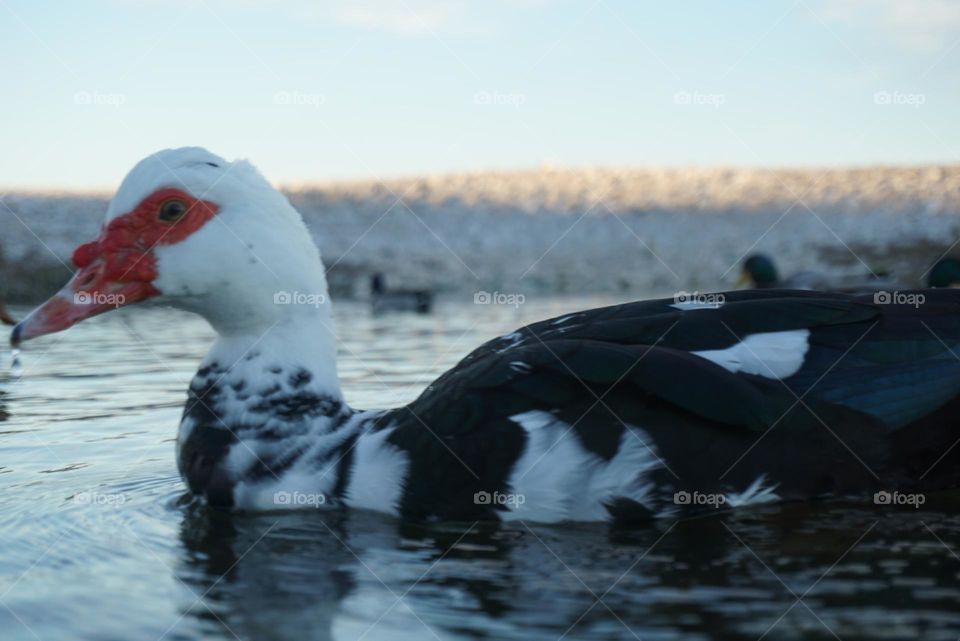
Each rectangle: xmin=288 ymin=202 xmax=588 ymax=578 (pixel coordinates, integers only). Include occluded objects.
xmin=174 ymin=287 xmax=960 ymax=522
xmin=370 ymin=273 xmax=432 ymax=314
xmin=12 ymin=148 xmax=960 ymax=524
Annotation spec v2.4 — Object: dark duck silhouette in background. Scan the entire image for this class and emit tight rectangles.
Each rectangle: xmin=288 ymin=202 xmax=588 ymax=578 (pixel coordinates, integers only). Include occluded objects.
xmin=738 ymin=253 xmax=896 ymax=292
xmin=928 ymin=257 xmax=960 ymax=288
xmin=1 ymin=246 xmax=17 ymax=325
xmin=0 ymin=298 xmax=15 ymax=326
xmin=370 ymin=272 xmax=433 ymax=314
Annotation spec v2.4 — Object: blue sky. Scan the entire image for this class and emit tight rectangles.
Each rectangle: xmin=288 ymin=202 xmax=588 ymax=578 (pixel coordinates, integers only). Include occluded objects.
xmin=1 ymin=0 xmax=958 ymax=188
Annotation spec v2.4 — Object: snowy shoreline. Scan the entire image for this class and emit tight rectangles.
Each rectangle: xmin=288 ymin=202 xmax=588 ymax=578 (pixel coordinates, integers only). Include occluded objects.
xmin=2 ymin=165 xmax=958 ymax=303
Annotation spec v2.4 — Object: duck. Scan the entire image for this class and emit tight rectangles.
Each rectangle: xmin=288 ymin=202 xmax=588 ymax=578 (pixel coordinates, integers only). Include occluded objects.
xmin=0 ymin=300 xmax=14 ymax=326
xmin=370 ymin=272 xmax=433 ymax=314
xmin=928 ymin=257 xmax=960 ymax=288
xmin=737 ymin=253 xmax=898 ymax=293
xmin=11 ymin=148 xmax=960 ymax=524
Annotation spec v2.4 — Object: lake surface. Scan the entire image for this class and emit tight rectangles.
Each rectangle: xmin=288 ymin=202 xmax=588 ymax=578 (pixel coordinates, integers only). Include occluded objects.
xmin=1 ymin=296 xmax=959 ymax=641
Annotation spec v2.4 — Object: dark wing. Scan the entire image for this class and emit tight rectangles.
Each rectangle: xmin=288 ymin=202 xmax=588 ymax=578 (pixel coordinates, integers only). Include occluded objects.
xmin=379 ymin=289 xmax=960 ymax=519
xmin=426 ymin=289 xmax=960 ymax=429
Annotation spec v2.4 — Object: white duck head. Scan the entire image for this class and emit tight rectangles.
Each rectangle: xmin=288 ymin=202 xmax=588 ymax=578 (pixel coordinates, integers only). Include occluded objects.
xmin=14 ymin=148 xmax=341 ymax=392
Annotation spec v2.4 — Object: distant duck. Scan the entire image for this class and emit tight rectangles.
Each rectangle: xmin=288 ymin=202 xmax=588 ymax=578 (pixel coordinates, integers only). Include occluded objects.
xmin=928 ymin=257 xmax=960 ymax=288
xmin=370 ymin=273 xmax=433 ymax=314
xmin=738 ymin=253 xmax=896 ymax=293
xmin=0 ymin=300 xmax=14 ymax=326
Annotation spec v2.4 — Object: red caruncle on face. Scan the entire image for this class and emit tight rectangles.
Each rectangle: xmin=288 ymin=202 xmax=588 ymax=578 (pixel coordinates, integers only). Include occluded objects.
xmin=13 ymin=188 xmax=219 ymax=344
xmin=73 ymin=188 xmax=220 ymax=285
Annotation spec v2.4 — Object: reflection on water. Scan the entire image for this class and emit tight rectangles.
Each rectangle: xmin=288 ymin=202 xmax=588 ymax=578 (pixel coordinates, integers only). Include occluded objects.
xmin=174 ymin=503 xmax=960 ymax=641
xmin=0 ymin=298 xmax=959 ymax=641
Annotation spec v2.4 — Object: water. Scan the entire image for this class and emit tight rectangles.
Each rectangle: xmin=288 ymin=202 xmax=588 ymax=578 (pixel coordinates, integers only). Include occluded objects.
xmin=1 ymin=297 xmax=959 ymax=641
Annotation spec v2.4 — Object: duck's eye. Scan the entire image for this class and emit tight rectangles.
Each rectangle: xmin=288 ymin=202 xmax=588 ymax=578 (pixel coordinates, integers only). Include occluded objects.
xmin=158 ymin=199 xmax=188 ymax=223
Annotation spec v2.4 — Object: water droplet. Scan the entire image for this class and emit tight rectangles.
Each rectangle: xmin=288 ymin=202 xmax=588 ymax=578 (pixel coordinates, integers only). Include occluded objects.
xmin=11 ymin=348 xmax=22 ymax=378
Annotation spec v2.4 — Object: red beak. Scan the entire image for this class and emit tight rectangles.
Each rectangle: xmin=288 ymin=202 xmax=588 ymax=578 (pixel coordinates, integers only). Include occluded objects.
xmin=11 ymin=244 xmax=159 ymax=346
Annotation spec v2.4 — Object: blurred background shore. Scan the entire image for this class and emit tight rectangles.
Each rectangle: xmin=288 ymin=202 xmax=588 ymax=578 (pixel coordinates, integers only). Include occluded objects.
xmin=4 ymin=163 xmax=957 ymax=303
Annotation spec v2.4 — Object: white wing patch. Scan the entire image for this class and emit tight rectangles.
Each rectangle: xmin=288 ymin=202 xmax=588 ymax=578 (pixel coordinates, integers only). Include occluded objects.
xmin=503 ymin=411 xmax=592 ymax=523
xmin=503 ymin=411 xmax=663 ymax=523
xmin=343 ymin=428 xmax=409 ymax=516
xmin=693 ymin=329 xmax=810 ymax=379
xmin=574 ymin=428 xmax=661 ymax=521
